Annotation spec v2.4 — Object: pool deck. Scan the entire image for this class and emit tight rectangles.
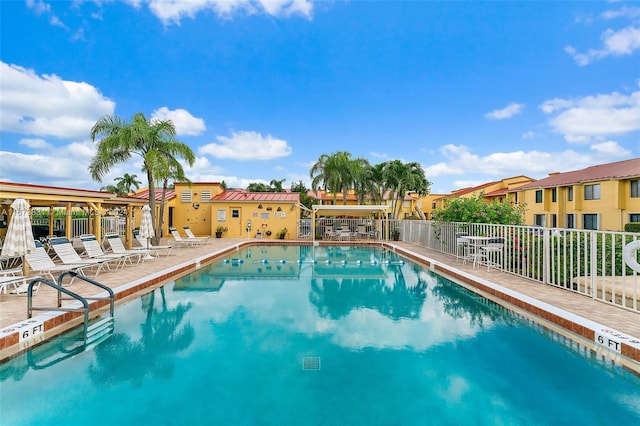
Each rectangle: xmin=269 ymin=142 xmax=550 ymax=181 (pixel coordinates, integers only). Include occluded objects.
xmin=1 ymin=238 xmax=639 ymax=370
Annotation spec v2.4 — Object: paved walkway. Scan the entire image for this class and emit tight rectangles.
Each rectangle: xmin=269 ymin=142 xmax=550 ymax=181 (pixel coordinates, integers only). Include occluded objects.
xmin=1 ymin=238 xmax=639 ymax=363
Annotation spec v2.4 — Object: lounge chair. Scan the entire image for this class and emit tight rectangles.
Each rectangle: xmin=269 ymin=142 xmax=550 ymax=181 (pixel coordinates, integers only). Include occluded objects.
xmin=48 ymin=237 xmax=107 ymax=275
xmin=103 ymin=234 xmax=145 ymax=263
xmin=135 ymin=235 xmax=174 ymax=257
xmin=0 ymin=275 xmax=30 ymax=294
xmin=169 ymin=227 xmax=205 ymax=247
xmin=25 ymin=242 xmax=96 ymax=283
xmin=182 ymin=226 xmax=211 ymax=244
xmin=79 ymin=234 xmax=134 ymax=268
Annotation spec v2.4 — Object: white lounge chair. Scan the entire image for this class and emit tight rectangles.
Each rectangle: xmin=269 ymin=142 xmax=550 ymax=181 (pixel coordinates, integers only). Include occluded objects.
xmin=182 ymin=226 xmax=211 ymax=244
xmin=169 ymin=227 xmax=205 ymax=247
xmin=103 ymin=234 xmax=145 ymax=263
xmin=25 ymin=242 xmax=95 ymax=283
xmin=80 ymin=234 xmax=134 ymax=268
xmin=48 ymin=237 xmax=107 ymax=275
xmin=135 ymin=234 xmax=174 ymax=257
xmin=0 ymin=275 xmax=29 ymax=294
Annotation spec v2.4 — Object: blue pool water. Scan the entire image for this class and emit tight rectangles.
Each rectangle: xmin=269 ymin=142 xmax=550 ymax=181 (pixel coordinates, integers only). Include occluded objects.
xmin=1 ymin=245 xmax=639 ymax=425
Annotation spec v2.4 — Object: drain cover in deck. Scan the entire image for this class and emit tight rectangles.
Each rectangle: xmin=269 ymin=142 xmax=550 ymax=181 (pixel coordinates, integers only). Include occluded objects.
xmin=302 ymin=356 xmax=321 ymax=370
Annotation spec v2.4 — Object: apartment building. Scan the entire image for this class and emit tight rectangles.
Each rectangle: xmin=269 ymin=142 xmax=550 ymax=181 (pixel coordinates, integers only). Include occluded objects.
xmin=512 ymin=158 xmax=640 ymax=231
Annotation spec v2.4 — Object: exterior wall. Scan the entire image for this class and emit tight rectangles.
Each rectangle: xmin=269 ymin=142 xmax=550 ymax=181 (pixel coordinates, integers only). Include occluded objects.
xmin=212 ymin=202 xmax=300 ymax=239
xmin=171 ymin=182 xmax=225 ymax=236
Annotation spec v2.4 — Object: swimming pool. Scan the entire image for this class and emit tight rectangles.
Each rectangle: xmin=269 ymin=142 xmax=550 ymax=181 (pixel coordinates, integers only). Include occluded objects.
xmin=1 ymin=245 xmax=639 ymax=425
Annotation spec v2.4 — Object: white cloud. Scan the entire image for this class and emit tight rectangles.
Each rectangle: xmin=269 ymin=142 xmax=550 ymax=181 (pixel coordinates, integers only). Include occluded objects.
xmin=19 ymin=138 xmax=51 ymax=149
xmin=565 ymin=25 xmax=640 ymax=66
xmin=601 ymin=6 xmax=640 ymax=20
xmin=540 ymin=89 xmax=640 ymax=142
xmin=137 ymin=0 xmax=313 ymax=24
xmin=199 ymin=130 xmax=292 ymax=160
xmin=484 ymin=102 xmax=524 ymax=120
xmin=521 ymin=131 xmax=534 ymax=139
xmin=0 ymin=62 xmax=115 ymax=139
xmin=151 ymin=107 xmax=206 ymax=136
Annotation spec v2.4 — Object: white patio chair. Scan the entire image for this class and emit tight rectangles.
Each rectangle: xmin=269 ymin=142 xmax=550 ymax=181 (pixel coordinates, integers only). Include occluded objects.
xmin=103 ymin=234 xmax=146 ymax=263
xmin=135 ymin=235 xmax=174 ymax=257
xmin=182 ymin=226 xmax=211 ymax=244
xmin=48 ymin=237 xmax=107 ymax=275
xmin=80 ymin=234 xmax=133 ymax=268
xmin=479 ymin=237 xmax=505 ymax=270
xmin=169 ymin=227 xmax=205 ymax=247
xmin=25 ymin=242 xmax=95 ymax=284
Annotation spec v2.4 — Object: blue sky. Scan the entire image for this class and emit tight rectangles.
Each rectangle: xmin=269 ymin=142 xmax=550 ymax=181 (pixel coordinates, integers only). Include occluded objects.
xmin=1 ymin=1 xmax=639 ymax=194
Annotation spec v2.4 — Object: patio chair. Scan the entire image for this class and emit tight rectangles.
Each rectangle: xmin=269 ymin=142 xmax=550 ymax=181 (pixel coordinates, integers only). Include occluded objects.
xmin=80 ymin=234 xmax=134 ymax=268
xmin=479 ymin=237 xmax=505 ymax=270
xmin=135 ymin=235 xmax=174 ymax=257
xmin=103 ymin=234 xmax=146 ymax=263
xmin=0 ymin=275 xmax=30 ymax=294
xmin=183 ymin=226 xmax=211 ymax=244
xmin=25 ymin=241 xmax=95 ymax=283
xmin=48 ymin=237 xmax=107 ymax=275
xmin=169 ymin=227 xmax=205 ymax=247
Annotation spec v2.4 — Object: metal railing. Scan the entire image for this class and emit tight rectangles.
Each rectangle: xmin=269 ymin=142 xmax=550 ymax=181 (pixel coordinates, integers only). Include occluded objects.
xmin=32 ymin=217 xmax=126 ymax=238
xmin=399 ymin=220 xmax=639 ymax=313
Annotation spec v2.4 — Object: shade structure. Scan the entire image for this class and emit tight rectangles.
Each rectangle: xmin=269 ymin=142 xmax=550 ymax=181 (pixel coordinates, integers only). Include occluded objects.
xmin=1 ymin=198 xmax=36 ymax=275
xmin=139 ymin=205 xmax=155 ymax=259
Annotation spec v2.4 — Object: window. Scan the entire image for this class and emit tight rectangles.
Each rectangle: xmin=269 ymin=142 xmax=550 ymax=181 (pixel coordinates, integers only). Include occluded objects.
xmin=632 ymin=180 xmax=639 ymax=198
xmin=551 ymin=214 xmax=557 ymax=227
xmin=584 ymin=184 xmax=600 ymax=200
xmin=583 ymin=214 xmax=598 ymax=230
xmin=535 ymin=190 xmax=543 ymax=203
xmin=567 ymin=187 xmax=573 ymax=201
xmin=630 ymin=213 xmax=640 ymax=223
xmin=534 ymin=214 xmax=546 ymax=227
xmin=566 ymin=214 xmax=575 ymax=229
xmin=551 ymin=188 xmax=557 ymax=202
xmin=200 ymin=190 xmax=212 ymax=201
xmin=231 ymin=209 xmax=240 ymax=218
xmin=181 ymin=191 xmax=192 ymax=203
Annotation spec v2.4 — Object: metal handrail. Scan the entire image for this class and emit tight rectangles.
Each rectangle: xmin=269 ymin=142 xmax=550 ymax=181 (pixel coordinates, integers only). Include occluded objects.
xmin=26 ymin=272 xmax=115 ymax=346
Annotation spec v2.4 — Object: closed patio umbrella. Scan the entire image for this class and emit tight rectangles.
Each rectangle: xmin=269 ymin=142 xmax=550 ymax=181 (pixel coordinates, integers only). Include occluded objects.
xmin=139 ymin=205 xmax=155 ymax=259
xmin=1 ymin=198 xmax=36 ymax=275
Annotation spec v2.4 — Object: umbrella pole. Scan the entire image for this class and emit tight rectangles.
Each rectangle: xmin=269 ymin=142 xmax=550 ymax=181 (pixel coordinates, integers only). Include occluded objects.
xmin=22 ymin=255 xmax=30 ymax=277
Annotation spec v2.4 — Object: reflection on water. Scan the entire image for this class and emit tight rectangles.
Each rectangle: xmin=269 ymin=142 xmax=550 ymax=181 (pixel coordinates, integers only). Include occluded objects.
xmin=88 ymin=288 xmax=194 ymax=386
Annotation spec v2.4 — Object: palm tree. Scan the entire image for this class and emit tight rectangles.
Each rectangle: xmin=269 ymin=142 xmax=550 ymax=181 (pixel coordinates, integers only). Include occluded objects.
xmin=89 ymin=113 xmax=195 ymax=240
xmin=114 ymin=173 xmax=142 ymax=195
xmin=382 ymin=160 xmax=431 ymax=219
xmin=269 ymin=178 xmax=286 ymax=192
xmin=310 ymin=151 xmax=355 ymax=205
xmin=152 ymin=155 xmax=191 ymax=242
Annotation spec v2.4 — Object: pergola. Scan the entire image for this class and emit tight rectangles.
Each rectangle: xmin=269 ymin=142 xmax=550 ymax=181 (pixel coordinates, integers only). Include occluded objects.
xmin=311 ymin=205 xmax=390 ymax=241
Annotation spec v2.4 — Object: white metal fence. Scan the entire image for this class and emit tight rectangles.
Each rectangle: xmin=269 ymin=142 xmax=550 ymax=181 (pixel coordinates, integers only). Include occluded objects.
xmin=398 ymin=220 xmax=639 ymax=313
xmin=32 ymin=217 xmax=126 ymax=239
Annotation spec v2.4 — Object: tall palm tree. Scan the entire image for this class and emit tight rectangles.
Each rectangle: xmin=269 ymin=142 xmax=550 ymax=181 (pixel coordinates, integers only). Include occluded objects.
xmin=382 ymin=160 xmax=431 ymax=219
xmin=152 ymin=155 xmax=191 ymax=242
xmin=310 ymin=151 xmax=355 ymax=205
xmin=89 ymin=113 xmax=195 ymax=239
xmin=114 ymin=173 xmax=142 ymax=195
xmin=269 ymin=178 xmax=286 ymax=192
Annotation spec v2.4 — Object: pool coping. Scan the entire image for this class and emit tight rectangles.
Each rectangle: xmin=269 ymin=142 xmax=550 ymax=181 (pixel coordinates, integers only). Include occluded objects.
xmin=1 ymin=240 xmax=639 ymax=373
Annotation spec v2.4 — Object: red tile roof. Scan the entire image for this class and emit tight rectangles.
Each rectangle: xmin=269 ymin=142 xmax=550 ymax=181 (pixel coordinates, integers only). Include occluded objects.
xmin=132 ymin=188 xmax=175 ymax=202
xmin=515 ymin=158 xmax=640 ymax=190
xmin=211 ymin=191 xmax=300 ymax=202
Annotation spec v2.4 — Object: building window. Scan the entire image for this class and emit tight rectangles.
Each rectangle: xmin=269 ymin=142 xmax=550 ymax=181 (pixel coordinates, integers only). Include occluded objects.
xmin=566 ymin=214 xmax=575 ymax=229
xmin=535 ymin=190 xmax=543 ymax=203
xmin=583 ymin=214 xmax=598 ymax=230
xmin=181 ymin=191 xmax=192 ymax=203
xmin=432 ymin=202 xmax=436 ymax=209
xmin=632 ymin=180 xmax=639 ymax=198
xmin=551 ymin=214 xmax=557 ymax=227
xmin=551 ymin=188 xmax=557 ymax=202
xmin=630 ymin=213 xmax=640 ymax=223
xmin=567 ymin=187 xmax=573 ymax=201
xmin=534 ymin=214 xmax=546 ymax=227
xmin=200 ymin=190 xmax=212 ymax=201
xmin=231 ymin=209 xmax=240 ymax=218
xmin=584 ymin=184 xmax=600 ymax=200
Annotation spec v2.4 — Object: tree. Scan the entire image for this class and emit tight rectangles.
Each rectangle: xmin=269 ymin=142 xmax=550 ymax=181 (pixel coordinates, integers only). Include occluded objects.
xmin=381 ymin=160 xmax=431 ymax=219
xmin=114 ymin=173 xmax=142 ymax=194
xmin=310 ymin=151 xmax=357 ymax=205
xmin=432 ymin=194 xmax=525 ymax=225
xmin=89 ymin=113 xmax=195 ymax=242
xmin=291 ymin=180 xmax=316 ymax=214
